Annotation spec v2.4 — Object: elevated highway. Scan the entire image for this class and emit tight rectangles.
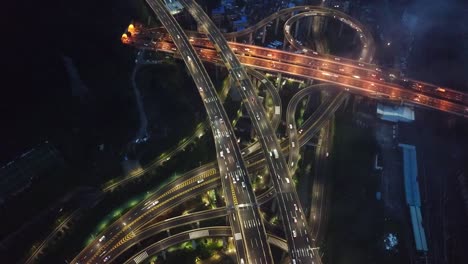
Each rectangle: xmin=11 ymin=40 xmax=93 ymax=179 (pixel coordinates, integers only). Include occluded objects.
xmin=71 ymin=84 xmax=343 ymax=263
xmin=123 ymin=227 xmax=289 ymax=264
xmin=130 ymin=39 xmax=467 ymax=117
xmin=179 ymin=0 xmax=319 ymax=262
xmin=141 ymin=1 xmax=273 ymax=264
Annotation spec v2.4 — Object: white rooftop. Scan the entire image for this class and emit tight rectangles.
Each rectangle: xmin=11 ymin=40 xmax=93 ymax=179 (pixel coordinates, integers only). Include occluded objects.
xmin=377 ymin=103 xmax=415 ymax=122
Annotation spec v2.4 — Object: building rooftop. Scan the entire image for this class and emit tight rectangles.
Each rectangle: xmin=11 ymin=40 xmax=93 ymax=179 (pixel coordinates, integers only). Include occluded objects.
xmin=377 ymin=103 xmax=415 ymax=122
xmin=399 ymin=143 xmax=428 ymax=252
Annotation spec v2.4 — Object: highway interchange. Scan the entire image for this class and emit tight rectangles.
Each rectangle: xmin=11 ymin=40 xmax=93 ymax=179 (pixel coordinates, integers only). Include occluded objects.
xmin=68 ymin=2 xmax=468 ymax=264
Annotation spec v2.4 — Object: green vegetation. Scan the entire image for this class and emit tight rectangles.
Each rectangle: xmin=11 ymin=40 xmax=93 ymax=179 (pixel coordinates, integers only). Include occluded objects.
xmin=161 ymin=238 xmax=228 ymax=264
xmin=136 ymin=63 xmax=204 ymax=165
xmin=38 ymin=131 xmax=215 ymax=263
xmin=322 ymin=109 xmax=382 ymax=264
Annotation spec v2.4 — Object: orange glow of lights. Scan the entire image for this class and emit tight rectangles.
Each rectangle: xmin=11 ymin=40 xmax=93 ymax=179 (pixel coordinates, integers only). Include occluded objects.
xmin=128 ymin=24 xmax=135 ymax=34
xmin=121 ymin=33 xmax=129 ymax=43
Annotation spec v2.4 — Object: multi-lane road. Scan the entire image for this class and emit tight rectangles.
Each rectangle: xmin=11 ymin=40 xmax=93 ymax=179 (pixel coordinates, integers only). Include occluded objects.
xmin=142 ymin=1 xmax=273 ymax=264
xmin=132 ymin=38 xmax=467 ymax=117
xmin=70 ymin=82 xmax=344 ymax=263
xmin=134 ymin=4 xmax=467 ymax=107
xmin=67 ymin=3 xmax=468 ymax=264
xmin=179 ymin=1 xmax=319 ymax=263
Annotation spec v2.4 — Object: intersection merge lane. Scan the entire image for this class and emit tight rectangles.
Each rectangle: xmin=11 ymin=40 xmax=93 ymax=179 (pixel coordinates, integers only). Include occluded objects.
xmin=179 ymin=0 xmax=319 ymax=263
xmin=144 ymin=1 xmax=273 ymax=264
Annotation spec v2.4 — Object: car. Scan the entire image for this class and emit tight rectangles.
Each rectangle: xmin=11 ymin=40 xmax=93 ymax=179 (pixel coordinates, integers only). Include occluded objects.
xmin=292 ymin=230 xmax=297 ymax=237
xmin=293 ymin=217 xmax=297 ymax=223
xmin=241 ymin=182 xmax=246 ymax=188
xmin=289 ymin=124 xmax=293 ymax=129
xmin=291 ymin=142 xmax=295 ymax=148
xmin=298 ymin=129 xmax=303 ymax=134
xmin=256 ymin=114 xmax=260 ymax=120
xmin=99 ymin=236 xmax=106 ymax=242
xmin=103 ymin=255 xmax=111 ymax=262
xmin=197 ymin=179 xmax=204 ymax=184
xmin=226 ymin=147 xmax=230 ymax=154
xmin=294 ymin=204 xmax=298 ymax=211
xmin=326 ymin=152 xmax=329 ymax=157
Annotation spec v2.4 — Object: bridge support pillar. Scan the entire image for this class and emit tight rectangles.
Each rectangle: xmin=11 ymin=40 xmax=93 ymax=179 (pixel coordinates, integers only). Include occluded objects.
xmin=192 ymin=240 xmax=198 ymax=249
xmin=248 ymin=32 xmax=253 ymax=44
xmin=166 ymin=229 xmax=171 ymax=236
xmin=352 ymin=32 xmax=358 ymax=46
xmin=307 ymin=17 xmax=313 ymax=37
xmin=271 ymin=198 xmax=278 ymax=213
xmin=276 ymin=73 xmax=282 ymax=90
xmin=294 ymin=20 xmax=300 ymax=39
xmin=274 ymin=17 xmax=280 ymax=35
xmin=233 ymin=37 xmax=237 ymax=42
xmin=283 ymin=36 xmax=287 ymax=50
xmin=262 ymin=26 xmax=267 ymax=44
xmin=161 ymin=250 xmax=166 ymax=260
xmin=222 ymin=237 xmax=228 ymax=250
xmin=281 ymin=251 xmax=287 ymax=262
xmin=338 ymin=22 xmax=344 ymax=38
xmin=312 ymin=16 xmax=321 ymax=36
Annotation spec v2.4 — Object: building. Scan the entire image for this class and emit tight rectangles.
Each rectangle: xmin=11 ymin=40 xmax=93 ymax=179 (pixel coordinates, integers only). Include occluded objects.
xmin=399 ymin=144 xmax=428 ymax=253
xmin=164 ymin=0 xmax=184 ymax=15
xmin=377 ymin=103 xmax=415 ymax=123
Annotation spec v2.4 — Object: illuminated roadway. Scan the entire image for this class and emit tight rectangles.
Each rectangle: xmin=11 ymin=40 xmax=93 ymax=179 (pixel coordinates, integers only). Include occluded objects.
xmin=139 ymin=1 xmax=273 ymax=264
xmin=135 ymin=4 xmax=468 ymax=106
xmin=71 ymin=4 xmax=467 ymax=264
xmin=122 ymin=227 xmax=290 ymax=264
xmin=282 ymin=7 xmax=374 ymax=62
xmin=309 ymin=121 xmax=332 ymax=242
xmin=71 ymin=84 xmax=342 ymax=263
xmin=286 ymin=84 xmax=347 ymax=173
xmin=133 ymin=38 xmax=467 ymax=117
xmin=179 ymin=0 xmax=319 ymax=263
xmin=129 ymin=7 xmax=468 ymax=116
xmin=72 ymin=82 xmax=343 ymax=263
xmin=73 ymin=0 xmax=274 ymax=262
xmin=83 ymin=83 xmax=344 ymax=263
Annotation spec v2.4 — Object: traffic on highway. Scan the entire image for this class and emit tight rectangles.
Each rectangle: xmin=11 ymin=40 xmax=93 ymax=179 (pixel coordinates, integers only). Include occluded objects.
xmin=69 ymin=2 xmax=468 ymax=264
